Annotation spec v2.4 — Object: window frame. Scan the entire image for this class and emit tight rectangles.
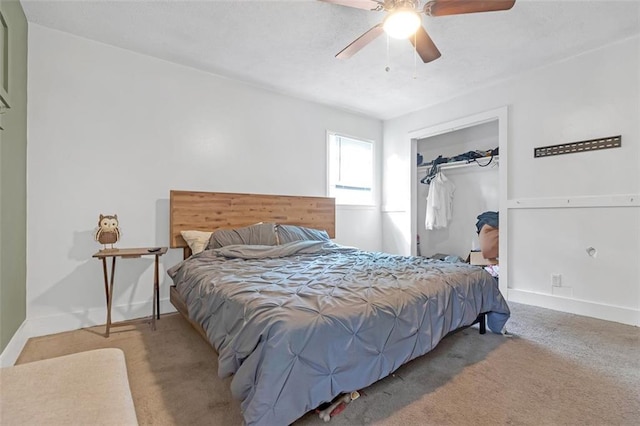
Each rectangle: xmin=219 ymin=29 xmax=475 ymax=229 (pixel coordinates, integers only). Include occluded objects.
xmin=326 ymin=131 xmax=377 ymax=207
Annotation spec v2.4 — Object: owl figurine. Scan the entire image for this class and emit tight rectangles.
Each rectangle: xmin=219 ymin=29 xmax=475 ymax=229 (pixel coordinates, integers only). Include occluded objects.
xmin=95 ymin=214 xmax=121 ymax=250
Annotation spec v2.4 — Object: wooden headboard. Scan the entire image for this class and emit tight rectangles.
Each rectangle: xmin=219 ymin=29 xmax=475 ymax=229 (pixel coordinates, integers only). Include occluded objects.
xmin=170 ymin=190 xmax=335 ymax=249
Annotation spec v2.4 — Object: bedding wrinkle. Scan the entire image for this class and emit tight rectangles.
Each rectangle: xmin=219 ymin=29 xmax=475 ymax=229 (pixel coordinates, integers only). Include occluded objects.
xmin=170 ymin=242 xmax=510 ymax=425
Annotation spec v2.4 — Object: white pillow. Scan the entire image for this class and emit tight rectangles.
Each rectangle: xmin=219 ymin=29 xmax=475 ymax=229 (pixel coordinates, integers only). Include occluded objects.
xmin=180 ymin=230 xmax=213 ymax=255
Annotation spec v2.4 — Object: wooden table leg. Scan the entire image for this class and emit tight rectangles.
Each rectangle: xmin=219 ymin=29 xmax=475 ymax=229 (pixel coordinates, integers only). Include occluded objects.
xmin=155 ymin=255 xmax=160 ymax=320
xmin=105 ymin=257 xmax=116 ymax=337
xmin=101 ymin=258 xmax=109 ymax=305
xmin=152 ymin=254 xmax=159 ymax=330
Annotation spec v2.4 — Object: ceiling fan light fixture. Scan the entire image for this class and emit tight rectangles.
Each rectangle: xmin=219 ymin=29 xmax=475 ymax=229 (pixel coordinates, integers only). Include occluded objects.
xmin=383 ymin=8 xmax=421 ymax=39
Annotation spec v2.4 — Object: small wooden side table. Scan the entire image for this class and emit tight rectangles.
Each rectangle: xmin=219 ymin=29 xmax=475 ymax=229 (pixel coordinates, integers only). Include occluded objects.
xmin=92 ymin=247 xmax=168 ymax=337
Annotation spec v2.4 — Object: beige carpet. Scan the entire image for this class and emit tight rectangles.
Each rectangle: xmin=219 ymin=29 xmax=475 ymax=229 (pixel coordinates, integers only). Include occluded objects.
xmin=17 ymin=302 xmax=640 ymax=425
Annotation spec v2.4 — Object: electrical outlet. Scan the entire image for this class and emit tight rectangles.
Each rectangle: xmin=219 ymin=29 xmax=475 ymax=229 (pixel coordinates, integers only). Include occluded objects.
xmin=551 ymin=274 xmax=562 ymax=287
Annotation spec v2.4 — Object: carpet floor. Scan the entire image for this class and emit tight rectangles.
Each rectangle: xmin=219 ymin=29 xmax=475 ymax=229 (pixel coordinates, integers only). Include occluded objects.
xmin=17 ymin=302 xmax=640 ymax=425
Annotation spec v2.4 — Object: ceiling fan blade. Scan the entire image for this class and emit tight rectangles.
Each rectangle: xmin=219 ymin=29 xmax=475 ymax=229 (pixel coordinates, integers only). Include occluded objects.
xmin=336 ymin=24 xmax=385 ymax=59
xmin=318 ymin=0 xmax=384 ymax=11
xmin=424 ymin=0 xmax=515 ymax=17
xmin=409 ymin=26 xmax=442 ymax=63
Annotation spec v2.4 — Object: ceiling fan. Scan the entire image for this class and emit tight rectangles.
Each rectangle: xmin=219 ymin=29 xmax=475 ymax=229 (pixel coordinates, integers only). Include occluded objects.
xmin=319 ymin=0 xmax=516 ymax=63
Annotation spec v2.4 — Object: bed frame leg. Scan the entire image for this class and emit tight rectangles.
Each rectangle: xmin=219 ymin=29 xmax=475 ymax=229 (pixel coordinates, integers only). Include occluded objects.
xmin=479 ymin=313 xmax=486 ymax=335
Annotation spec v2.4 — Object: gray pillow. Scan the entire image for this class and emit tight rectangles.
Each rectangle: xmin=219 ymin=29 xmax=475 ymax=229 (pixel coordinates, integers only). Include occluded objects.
xmin=276 ymin=224 xmax=330 ymax=244
xmin=207 ymin=223 xmax=278 ymax=249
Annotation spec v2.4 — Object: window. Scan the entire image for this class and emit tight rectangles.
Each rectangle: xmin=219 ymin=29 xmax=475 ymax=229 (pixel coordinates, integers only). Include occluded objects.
xmin=327 ymin=132 xmax=375 ymax=206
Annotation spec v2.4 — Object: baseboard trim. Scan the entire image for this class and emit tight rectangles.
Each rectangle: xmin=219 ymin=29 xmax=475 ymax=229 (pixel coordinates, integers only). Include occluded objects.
xmin=0 ymin=298 xmax=177 ymax=366
xmin=0 ymin=320 xmax=29 ymax=367
xmin=27 ymin=298 xmax=177 ymax=338
xmin=508 ymin=288 xmax=639 ymax=327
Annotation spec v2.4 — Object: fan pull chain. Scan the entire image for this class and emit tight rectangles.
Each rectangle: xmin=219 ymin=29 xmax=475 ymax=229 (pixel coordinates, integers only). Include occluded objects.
xmin=385 ymin=34 xmax=390 ymax=72
xmin=413 ymin=32 xmax=417 ymax=79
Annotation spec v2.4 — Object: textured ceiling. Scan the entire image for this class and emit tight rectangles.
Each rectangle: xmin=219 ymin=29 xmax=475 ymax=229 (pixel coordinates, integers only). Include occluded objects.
xmin=21 ymin=0 xmax=640 ymax=119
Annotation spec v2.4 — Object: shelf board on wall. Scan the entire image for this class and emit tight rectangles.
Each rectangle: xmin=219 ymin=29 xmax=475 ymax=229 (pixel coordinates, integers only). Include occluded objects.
xmin=417 ymin=156 xmax=499 ymax=172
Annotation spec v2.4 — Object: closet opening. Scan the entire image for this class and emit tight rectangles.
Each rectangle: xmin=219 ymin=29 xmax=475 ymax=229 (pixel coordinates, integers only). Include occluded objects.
xmin=409 ymin=107 xmax=508 ymax=295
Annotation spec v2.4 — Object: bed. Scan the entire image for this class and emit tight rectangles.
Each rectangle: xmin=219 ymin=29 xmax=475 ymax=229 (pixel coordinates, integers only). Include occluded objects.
xmin=167 ymin=190 xmax=510 ymax=425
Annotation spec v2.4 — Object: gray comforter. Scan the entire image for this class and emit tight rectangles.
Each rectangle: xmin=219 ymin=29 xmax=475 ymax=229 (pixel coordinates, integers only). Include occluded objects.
xmin=168 ymin=241 xmax=510 ymax=425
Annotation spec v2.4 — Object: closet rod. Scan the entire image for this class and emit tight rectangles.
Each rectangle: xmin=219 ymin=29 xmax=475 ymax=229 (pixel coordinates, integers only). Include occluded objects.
xmin=417 ymin=155 xmax=499 ymax=172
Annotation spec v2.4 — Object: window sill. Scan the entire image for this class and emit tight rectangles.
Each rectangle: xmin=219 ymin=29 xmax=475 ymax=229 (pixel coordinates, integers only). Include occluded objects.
xmin=336 ymin=204 xmax=378 ymax=211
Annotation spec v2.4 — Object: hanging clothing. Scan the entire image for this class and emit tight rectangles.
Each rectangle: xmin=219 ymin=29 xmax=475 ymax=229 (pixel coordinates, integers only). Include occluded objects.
xmin=425 ymin=172 xmax=455 ymax=230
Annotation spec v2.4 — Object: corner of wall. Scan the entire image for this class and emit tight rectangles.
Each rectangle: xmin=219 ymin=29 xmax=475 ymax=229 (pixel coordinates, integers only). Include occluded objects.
xmin=0 ymin=320 xmax=28 ymax=367
xmin=0 ymin=0 xmax=28 ymax=354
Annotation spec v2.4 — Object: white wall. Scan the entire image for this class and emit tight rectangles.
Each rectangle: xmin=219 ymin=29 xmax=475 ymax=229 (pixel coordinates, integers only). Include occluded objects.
xmin=26 ymin=24 xmax=382 ymax=337
xmin=382 ymin=36 xmax=640 ymax=326
xmin=417 ymin=121 xmax=499 ymax=259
